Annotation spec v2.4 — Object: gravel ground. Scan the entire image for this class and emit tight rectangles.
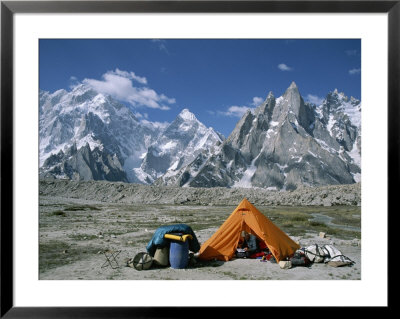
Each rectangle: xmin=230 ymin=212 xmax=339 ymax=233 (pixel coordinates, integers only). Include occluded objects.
xmin=39 ymin=181 xmax=361 ymax=281
xmin=40 ymin=230 xmax=361 ymax=281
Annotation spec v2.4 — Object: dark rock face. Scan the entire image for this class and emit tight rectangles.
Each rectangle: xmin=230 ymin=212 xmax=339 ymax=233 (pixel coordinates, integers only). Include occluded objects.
xmin=159 ymin=82 xmax=361 ymax=190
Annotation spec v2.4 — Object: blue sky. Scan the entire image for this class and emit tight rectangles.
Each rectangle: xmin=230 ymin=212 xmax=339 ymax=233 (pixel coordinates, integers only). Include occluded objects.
xmin=40 ymin=39 xmax=361 ymax=137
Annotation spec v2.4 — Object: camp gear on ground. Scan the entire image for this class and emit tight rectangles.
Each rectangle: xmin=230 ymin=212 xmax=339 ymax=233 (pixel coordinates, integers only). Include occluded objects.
xmin=290 ymin=256 xmax=309 ymax=267
xmin=322 ymin=244 xmax=341 ymax=261
xmin=327 ymin=259 xmax=354 ymax=267
xmin=304 ymin=244 xmax=355 ymax=266
xmin=322 ymin=244 xmax=355 ymax=267
xmin=153 ymin=246 xmax=169 ymax=266
xmin=132 ymin=252 xmax=153 ymax=270
xmin=265 ymin=252 xmax=273 ymax=261
xmin=235 ymin=248 xmax=247 ymax=258
xmin=198 ymin=198 xmax=300 ymax=262
xmin=126 ymin=258 xmax=134 ymax=268
xmin=164 ymin=233 xmax=193 ymax=242
xmin=304 ymin=244 xmax=328 ymax=263
xmin=249 ymin=251 xmax=266 ymax=259
xmin=290 ymin=248 xmax=311 ymax=267
xmin=279 ymin=260 xmax=292 ymax=269
xmin=169 ymin=235 xmax=190 ymax=269
xmin=146 ymin=224 xmax=200 ymax=257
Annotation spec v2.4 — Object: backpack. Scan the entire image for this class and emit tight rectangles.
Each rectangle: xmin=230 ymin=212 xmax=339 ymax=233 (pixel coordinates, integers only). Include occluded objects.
xmin=291 ymin=248 xmax=311 ymax=266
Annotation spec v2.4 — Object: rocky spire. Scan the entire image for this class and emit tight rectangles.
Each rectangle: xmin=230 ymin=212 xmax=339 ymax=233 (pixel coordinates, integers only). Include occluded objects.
xmin=255 ymin=91 xmax=275 ymax=118
xmin=271 ymin=81 xmax=302 ymax=123
xmin=289 ymin=81 xmax=298 ymax=89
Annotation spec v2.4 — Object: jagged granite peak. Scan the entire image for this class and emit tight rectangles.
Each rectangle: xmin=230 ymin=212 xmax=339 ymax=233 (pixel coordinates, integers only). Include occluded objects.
xmin=255 ymin=91 xmax=275 ymax=119
xmin=289 ymin=81 xmax=298 ymax=89
xmin=275 ymin=80 xmax=302 ymax=117
xmin=161 ymin=82 xmax=361 ymax=190
xmin=316 ymin=89 xmax=361 ymax=169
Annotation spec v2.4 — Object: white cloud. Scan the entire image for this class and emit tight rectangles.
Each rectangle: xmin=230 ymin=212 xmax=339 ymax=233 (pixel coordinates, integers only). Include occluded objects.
xmin=134 ymin=112 xmax=149 ymax=119
xmin=278 ymin=63 xmax=293 ymax=71
xmin=160 ymin=94 xmax=176 ymax=104
xmin=218 ymin=96 xmax=264 ymax=118
xmin=349 ymin=68 xmax=361 ymax=75
xmin=110 ymin=68 xmax=147 ymax=84
xmin=306 ymin=94 xmax=324 ymax=106
xmin=69 ymin=76 xmax=79 ymax=89
xmin=82 ymin=69 xmax=175 ymax=110
xmin=252 ymin=96 xmax=264 ymax=107
xmin=219 ymin=105 xmax=253 ymax=118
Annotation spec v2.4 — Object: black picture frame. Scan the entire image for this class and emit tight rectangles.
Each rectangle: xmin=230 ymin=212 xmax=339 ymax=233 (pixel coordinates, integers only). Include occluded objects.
xmin=1 ymin=0 xmax=396 ymax=317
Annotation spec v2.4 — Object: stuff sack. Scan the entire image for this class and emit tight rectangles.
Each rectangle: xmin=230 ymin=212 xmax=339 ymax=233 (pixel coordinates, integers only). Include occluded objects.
xmin=132 ymin=252 xmax=153 ymax=270
xmin=304 ymin=244 xmax=329 ymax=263
xmin=153 ymin=246 xmax=169 ymax=266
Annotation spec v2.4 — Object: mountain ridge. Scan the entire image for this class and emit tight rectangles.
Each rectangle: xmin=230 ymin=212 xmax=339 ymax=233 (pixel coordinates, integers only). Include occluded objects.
xmin=156 ymin=82 xmax=361 ymax=190
xmin=39 ymin=82 xmax=361 ymax=190
xmin=39 ymin=85 xmax=224 ymax=183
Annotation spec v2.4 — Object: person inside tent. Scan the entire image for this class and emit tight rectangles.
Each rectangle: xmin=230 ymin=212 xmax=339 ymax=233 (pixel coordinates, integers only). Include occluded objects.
xmin=239 ymin=231 xmax=259 ymax=257
xmin=236 ymin=230 xmax=271 ymax=259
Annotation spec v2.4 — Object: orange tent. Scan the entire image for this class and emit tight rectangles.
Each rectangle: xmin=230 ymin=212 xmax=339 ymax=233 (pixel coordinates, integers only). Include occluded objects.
xmin=198 ymin=198 xmax=300 ymax=262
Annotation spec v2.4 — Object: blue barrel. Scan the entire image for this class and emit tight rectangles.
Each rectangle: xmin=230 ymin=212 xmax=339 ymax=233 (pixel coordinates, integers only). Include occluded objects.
xmin=169 ymin=239 xmax=189 ymax=269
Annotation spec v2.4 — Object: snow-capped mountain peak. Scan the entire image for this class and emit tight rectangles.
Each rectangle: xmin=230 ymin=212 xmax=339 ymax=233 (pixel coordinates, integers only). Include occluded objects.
xmin=178 ymin=108 xmax=197 ymax=121
xmin=134 ymin=108 xmax=224 ymax=184
xmin=39 ymin=86 xmax=164 ymax=182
